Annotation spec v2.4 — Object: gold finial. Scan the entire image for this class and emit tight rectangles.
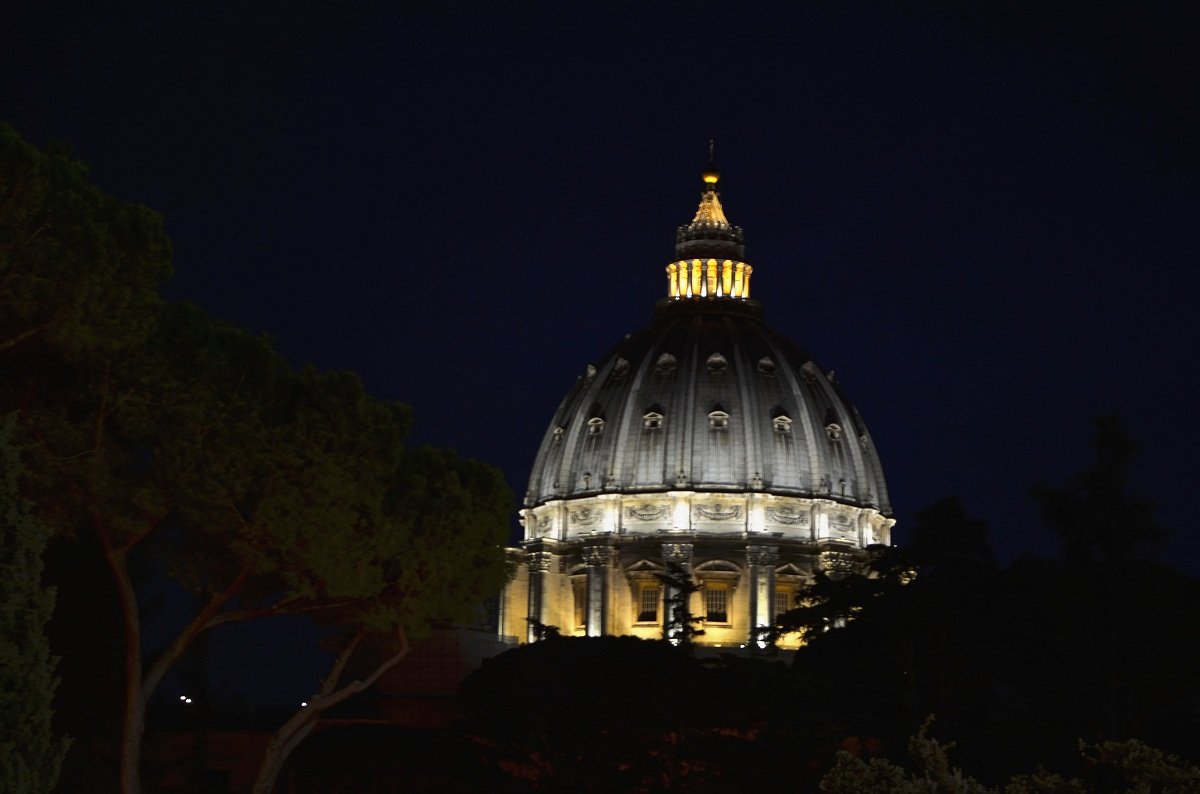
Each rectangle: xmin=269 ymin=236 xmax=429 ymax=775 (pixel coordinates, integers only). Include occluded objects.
xmin=702 ymin=138 xmax=720 ymax=184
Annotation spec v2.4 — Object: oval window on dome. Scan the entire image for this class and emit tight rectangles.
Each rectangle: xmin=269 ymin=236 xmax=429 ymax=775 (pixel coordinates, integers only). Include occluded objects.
xmin=655 ymin=353 xmax=677 ymax=374
xmin=758 ymin=357 xmax=776 ymax=376
xmin=588 ymin=417 xmax=606 ymax=435
xmin=707 ymin=352 xmax=728 ymax=373
xmin=709 ymin=410 xmax=730 ymax=430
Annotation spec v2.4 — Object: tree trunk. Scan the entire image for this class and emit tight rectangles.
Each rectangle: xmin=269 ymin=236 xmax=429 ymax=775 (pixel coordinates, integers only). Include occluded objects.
xmin=252 ymin=627 xmax=410 ymax=794
xmin=100 ymin=539 xmax=144 ymax=794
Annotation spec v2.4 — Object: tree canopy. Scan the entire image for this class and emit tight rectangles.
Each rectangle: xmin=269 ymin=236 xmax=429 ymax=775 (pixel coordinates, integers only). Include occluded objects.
xmin=1 ymin=122 xmax=512 ymax=793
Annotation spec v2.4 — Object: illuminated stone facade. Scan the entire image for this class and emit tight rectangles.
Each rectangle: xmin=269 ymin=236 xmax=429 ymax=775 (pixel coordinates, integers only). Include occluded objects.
xmin=498 ymin=161 xmax=894 ymax=649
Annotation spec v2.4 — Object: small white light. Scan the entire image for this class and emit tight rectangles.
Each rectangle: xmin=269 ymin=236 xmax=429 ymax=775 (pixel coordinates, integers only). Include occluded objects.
xmin=179 ymin=695 xmax=186 ymax=701
xmin=184 ymin=698 xmax=192 ymax=704
xmin=300 ymin=701 xmax=307 ymax=707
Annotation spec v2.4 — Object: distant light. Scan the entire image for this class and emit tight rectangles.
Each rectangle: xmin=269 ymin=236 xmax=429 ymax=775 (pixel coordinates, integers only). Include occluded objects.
xmin=300 ymin=702 xmax=308 ymax=707
xmin=179 ymin=695 xmax=186 ymax=701
xmin=184 ymin=698 xmax=192 ymax=704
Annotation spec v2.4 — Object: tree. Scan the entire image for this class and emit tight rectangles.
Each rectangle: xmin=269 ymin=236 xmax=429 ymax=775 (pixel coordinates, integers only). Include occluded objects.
xmin=819 ymin=716 xmax=1200 ymax=794
xmin=458 ymin=636 xmax=810 ymax=791
xmin=0 ymin=416 xmax=69 ymax=793
xmin=2 ymin=125 xmax=512 ymax=793
xmin=769 ymin=502 xmax=1009 ymax=773
xmin=2 ymin=122 xmax=170 ymax=791
xmin=251 ymin=445 xmax=512 ymax=794
xmin=819 ymin=717 xmax=991 ymax=794
xmin=655 ymin=561 xmax=704 ymax=646
xmin=1031 ymin=415 xmax=1163 ymax=567
xmin=1031 ymin=416 xmax=1166 ymax=742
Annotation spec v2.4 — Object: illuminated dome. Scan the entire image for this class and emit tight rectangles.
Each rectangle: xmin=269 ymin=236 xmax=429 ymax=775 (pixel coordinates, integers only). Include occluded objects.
xmin=525 ymin=301 xmax=890 ymax=510
xmin=499 ymin=159 xmax=894 ymax=649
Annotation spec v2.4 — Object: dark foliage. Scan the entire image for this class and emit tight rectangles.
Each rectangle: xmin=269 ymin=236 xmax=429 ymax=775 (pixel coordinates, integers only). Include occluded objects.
xmin=0 ymin=418 xmax=69 ymax=792
xmin=456 ymin=636 xmax=839 ymax=791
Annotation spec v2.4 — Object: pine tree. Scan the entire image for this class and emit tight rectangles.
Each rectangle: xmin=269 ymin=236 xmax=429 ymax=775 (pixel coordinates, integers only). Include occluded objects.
xmin=0 ymin=416 xmax=69 ymax=793
xmin=655 ymin=562 xmax=705 ymax=646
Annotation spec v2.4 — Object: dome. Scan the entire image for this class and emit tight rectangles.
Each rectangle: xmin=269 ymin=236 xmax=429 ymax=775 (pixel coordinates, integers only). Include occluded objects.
xmin=499 ymin=160 xmax=894 ymax=649
xmin=525 ymin=298 xmax=891 ymax=512
xmin=525 ymin=159 xmax=890 ymax=515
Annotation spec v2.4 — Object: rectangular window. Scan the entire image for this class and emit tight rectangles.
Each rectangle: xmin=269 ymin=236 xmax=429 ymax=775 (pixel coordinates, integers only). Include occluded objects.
xmin=775 ymin=587 xmax=794 ymax=617
xmin=704 ymin=585 xmax=729 ymax=624
xmin=637 ymin=585 xmax=660 ymax=623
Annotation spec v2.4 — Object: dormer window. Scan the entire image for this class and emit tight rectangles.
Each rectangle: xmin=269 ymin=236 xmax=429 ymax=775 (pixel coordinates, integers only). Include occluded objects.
xmin=826 ymin=422 xmax=842 ymax=441
xmin=655 ymin=353 xmax=677 ymax=375
xmin=611 ymin=357 xmax=630 ymax=381
xmin=643 ymin=411 xmax=664 ymax=430
xmin=553 ymin=426 xmax=565 ymax=442
xmin=588 ymin=417 xmax=606 ymax=435
xmin=773 ymin=414 xmax=793 ymax=434
xmin=707 ymin=352 xmax=728 ymax=373
xmin=709 ymin=410 xmax=730 ymax=430
xmin=758 ymin=357 xmax=777 ymax=377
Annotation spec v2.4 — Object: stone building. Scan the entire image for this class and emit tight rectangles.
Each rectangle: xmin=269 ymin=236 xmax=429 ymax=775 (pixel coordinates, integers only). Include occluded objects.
xmin=498 ymin=160 xmax=893 ymax=650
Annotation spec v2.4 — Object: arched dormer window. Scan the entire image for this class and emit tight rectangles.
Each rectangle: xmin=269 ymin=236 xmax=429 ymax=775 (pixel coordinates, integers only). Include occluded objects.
xmin=655 ymin=353 xmax=677 ymax=375
xmin=709 ymin=410 xmax=730 ymax=430
xmin=552 ymin=426 xmax=565 ymax=442
xmin=588 ymin=417 xmax=605 ymax=436
xmin=707 ymin=352 xmax=728 ymax=373
xmin=773 ymin=413 xmax=793 ymax=434
xmin=758 ymin=357 xmax=777 ymax=377
xmin=610 ymin=356 xmax=630 ymax=381
xmin=643 ymin=411 xmax=664 ymax=430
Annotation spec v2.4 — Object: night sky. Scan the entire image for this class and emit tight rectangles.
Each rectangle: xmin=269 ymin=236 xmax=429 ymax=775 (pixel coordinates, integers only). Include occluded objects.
xmin=4 ymin=5 xmax=1197 ymax=582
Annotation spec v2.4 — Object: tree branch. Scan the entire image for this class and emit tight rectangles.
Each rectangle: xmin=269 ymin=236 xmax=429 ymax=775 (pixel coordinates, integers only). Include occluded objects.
xmin=251 ymin=626 xmax=412 ymax=794
xmin=203 ymin=595 xmax=370 ymax=628
xmin=141 ymin=567 xmax=251 ymax=700
xmin=0 ymin=321 xmax=51 ymax=353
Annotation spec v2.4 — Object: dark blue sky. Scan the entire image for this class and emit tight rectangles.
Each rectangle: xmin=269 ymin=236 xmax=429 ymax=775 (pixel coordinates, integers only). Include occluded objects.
xmin=5 ymin=2 xmax=1198 ymax=698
